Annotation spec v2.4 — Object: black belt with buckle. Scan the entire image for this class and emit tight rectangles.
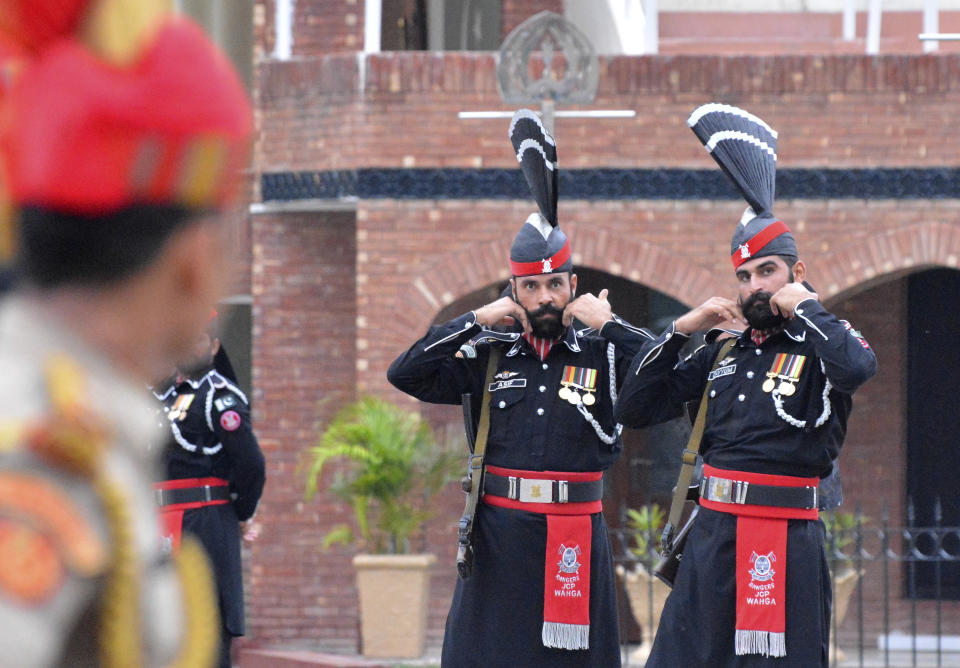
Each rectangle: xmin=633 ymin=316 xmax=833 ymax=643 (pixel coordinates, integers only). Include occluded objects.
xmin=155 ymin=485 xmax=231 ymax=507
xmin=700 ymin=475 xmax=817 ymax=510
xmin=483 ymin=471 xmax=603 ymax=504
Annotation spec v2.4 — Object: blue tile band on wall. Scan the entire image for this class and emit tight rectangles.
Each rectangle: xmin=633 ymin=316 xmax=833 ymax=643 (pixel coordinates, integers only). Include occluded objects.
xmin=261 ymin=168 xmax=960 ymax=202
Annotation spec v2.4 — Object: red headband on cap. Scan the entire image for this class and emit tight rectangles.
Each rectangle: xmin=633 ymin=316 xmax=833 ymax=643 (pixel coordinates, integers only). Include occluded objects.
xmin=510 ymin=238 xmax=571 ymax=277
xmin=731 ymin=220 xmax=790 ymax=268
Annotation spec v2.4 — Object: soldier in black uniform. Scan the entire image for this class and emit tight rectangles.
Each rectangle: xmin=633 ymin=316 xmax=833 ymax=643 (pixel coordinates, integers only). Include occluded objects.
xmin=387 ymin=110 xmax=654 ymax=667
xmin=614 ymin=104 xmax=877 ymax=667
xmin=154 ymin=329 xmax=266 ymax=668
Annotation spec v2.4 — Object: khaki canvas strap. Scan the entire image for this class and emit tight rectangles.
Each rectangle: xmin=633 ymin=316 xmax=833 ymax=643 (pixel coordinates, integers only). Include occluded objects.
xmin=660 ymin=338 xmax=737 ymax=555
xmin=467 ymin=347 xmax=500 ymax=500
xmin=456 ymin=347 xmax=501 ymax=579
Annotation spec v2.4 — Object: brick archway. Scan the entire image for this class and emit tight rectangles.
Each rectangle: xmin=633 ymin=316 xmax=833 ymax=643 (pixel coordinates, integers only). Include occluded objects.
xmin=396 ymin=236 xmax=716 ymax=332
xmin=813 ymin=221 xmax=960 ymax=302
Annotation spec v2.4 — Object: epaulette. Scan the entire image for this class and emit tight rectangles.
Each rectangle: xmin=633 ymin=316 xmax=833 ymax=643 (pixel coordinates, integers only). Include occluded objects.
xmin=455 ymin=331 xmax=520 ymax=359
xmin=204 ymin=370 xmax=248 ymax=405
xmin=705 ymin=326 xmax=744 ymax=344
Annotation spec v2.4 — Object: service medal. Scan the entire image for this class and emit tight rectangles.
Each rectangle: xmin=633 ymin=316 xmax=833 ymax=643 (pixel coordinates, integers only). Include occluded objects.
xmin=778 ymin=382 xmax=796 ymax=396
xmin=561 ymin=365 xmax=598 ymax=408
xmin=765 ymin=353 xmax=806 ymax=396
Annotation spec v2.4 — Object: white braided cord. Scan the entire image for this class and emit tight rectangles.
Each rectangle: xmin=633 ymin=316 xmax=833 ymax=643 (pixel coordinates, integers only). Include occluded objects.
xmin=575 ymin=342 xmax=622 ymax=445
xmin=772 ymin=360 xmax=832 ymax=429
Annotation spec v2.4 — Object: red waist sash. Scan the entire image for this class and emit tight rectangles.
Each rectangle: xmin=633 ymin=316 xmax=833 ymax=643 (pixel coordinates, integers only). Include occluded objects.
xmin=482 ymin=466 xmax=601 ymax=651
xmin=701 ymin=465 xmax=819 ymax=659
xmin=153 ymin=477 xmax=229 ymax=553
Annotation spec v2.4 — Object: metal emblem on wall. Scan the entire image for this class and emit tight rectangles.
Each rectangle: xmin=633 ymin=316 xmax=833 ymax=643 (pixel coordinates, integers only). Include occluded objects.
xmin=497 ymin=11 xmax=598 ymax=106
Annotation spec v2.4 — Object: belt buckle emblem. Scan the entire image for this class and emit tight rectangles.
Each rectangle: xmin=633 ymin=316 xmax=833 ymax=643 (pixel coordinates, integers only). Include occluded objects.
xmin=519 ymin=478 xmax=553 ymax=503
xmin=709 ymin=477 xmax=733 ymax=503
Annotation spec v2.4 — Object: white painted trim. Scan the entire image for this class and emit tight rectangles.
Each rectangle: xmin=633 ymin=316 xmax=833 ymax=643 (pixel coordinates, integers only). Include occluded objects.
xmin=274 ymin=0 xmax=294 ymax=60
xmin=460 ymin=110 xmax=636 ymax=120
xmin=843 ymin=0 xmax=857 ymax=39
xmin=364 ymin=0 xmax=381 ymax=53
xmin=613 ymin=0 xmax=646 ymax=55
xmin=643 ymin=0 xmax=659 ymax=54
xmin=866 ymin=0 xmax=883 ymax=54
xmin=924 ymin=0 xmax=939 ymax=52
xmin=249 ymin=198 xmax=358 ymax=214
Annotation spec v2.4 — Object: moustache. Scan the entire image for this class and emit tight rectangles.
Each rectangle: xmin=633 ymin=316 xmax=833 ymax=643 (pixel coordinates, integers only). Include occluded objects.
xmin=528 ymin=304 xmax=564 ymax=320
xmin=525 ymin=303 xmax=566 ymax=338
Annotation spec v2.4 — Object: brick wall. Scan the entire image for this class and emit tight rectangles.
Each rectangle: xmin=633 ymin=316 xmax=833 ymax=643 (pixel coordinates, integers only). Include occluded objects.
xmin=256 ymin=51 xmax=960 ymax=173
xmin=502 ymin=0 xmax=564 ymax=35
xmin=255 ymin=0 xmax=364 ymax=58
xmin=248 ymin=210 xmax=359 ymax=651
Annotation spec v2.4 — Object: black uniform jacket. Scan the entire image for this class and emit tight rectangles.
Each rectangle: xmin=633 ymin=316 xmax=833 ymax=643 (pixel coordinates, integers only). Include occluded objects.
xmin=613 ymin=299 xmax=877 ymax=667
xmin=388 ymin=310 xmax=654 ymax=667
xmin=155 ymin=366 xmax=266 ymax=636
xmin=615 ymin=298 xmax=877 ymax=478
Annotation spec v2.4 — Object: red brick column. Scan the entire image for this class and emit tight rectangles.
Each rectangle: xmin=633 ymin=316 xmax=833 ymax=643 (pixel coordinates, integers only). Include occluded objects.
xmin=248 ymin=210 xmax=360 ymax=651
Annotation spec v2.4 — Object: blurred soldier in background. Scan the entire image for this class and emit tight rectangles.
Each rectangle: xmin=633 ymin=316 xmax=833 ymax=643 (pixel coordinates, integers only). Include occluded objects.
xmin=154 ymin=321 xmax=266 ymax=668
xmin=0 ymin=0 xmax=252 ymax=665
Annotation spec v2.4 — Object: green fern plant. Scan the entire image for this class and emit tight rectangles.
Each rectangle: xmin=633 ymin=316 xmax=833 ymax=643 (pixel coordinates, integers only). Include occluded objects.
xmin=304 ymin=397 xmax=461 ymax=554
xmin=625 ymin=503 xmax=665 ymax=567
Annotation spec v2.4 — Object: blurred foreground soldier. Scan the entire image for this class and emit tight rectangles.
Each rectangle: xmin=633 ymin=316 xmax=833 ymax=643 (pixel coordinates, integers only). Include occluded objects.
xmin=388 ymin=110 xmax=654 ymax=667
xmin=615 ymin=104 xmax=877 ymax=667
xmin=0 ymin=0 xmax=252 ymax=665
xmin=154 ymin=328 xmax=266 ymax=668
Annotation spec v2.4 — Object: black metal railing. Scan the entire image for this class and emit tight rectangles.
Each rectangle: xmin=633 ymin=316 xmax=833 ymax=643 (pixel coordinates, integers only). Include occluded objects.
xmin=611 ymin=499 xmax=960 ymax=667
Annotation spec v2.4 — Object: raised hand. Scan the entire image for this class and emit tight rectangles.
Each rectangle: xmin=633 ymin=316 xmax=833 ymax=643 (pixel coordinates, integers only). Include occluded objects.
xmin=674 ymin=297 xmax=745 ymax=335
xmin=770 ymin=282 xmax=818 ymax=319
xmin=474 ymin=296 xmax=531 ymax=335
xmin=563 ymin=288 xmax=613 ymax=330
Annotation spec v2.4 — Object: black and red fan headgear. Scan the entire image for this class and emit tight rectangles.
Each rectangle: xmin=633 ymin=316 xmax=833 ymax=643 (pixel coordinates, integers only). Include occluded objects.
xmin=688 ymin=103 xmax=797 ymax=268
xmin=507 ymin=109 xmax=572 ymax=277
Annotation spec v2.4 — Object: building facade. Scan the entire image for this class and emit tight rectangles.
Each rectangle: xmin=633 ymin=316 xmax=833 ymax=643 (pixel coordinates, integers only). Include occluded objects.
xmin=241 ymin=0 xmax=960 ymax=653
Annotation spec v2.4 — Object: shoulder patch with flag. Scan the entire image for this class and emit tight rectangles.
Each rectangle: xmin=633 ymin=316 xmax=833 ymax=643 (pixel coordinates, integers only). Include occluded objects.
xmin=841 ymin=320 xmax=870 ymax=349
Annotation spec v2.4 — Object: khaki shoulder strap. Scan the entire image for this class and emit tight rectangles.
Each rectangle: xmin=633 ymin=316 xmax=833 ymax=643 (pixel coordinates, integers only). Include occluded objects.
xmin=456 ymin=346 xmax=501 ymax=580
xmin=660 ymin=337 xmax=737 ymax=555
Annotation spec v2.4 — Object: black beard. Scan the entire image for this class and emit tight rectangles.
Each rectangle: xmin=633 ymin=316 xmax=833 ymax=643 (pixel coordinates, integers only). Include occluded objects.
xmin=740 ymin=291 xmax=785 ymax=331
xmin=525 ymin=303 xmax=566 ymax=339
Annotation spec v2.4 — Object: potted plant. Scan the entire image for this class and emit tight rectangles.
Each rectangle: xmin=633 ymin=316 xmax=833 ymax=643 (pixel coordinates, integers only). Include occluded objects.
xmin=304 ymin=397 xmax=461 ymax=659
xmin=822 ymin=509 xmax=866 ymax=662
xmin=617 ymin=503 xmax=671 ymax=662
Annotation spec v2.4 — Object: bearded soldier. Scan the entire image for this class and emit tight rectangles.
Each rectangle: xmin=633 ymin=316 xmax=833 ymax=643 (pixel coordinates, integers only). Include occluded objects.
xmin=388 ymin=110 xmax=654 ymax=667
xmin=615 ymin=104 xmax=877 ymax=667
